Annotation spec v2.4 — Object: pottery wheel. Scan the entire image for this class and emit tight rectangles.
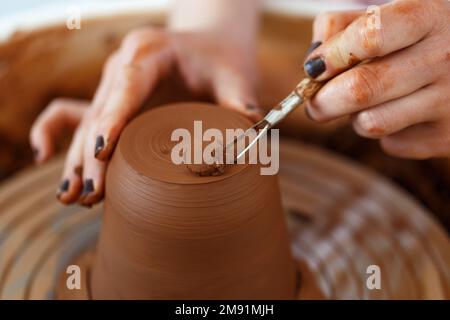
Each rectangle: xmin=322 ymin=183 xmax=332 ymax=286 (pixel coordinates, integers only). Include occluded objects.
xmin=0 ymin=139 xmax=448 ymax=300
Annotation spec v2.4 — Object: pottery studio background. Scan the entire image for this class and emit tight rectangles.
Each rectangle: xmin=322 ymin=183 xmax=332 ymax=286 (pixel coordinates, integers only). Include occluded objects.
xmin=0 ymin=0 xmax=449 ymax=300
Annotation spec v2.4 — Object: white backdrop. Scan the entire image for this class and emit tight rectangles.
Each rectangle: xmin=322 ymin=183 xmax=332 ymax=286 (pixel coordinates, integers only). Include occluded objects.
xmin=1 ymin=0 xmax=364 ymax=17
xmin=0 ymin=0 xmax=364 ymax=41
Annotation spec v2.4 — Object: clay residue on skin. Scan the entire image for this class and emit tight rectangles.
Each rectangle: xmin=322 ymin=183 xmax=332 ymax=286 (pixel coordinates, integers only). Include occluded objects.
xmin=90 ymin=103 xmax=297 ymax=299
xmin=394 ymin=0 xmax=420 ymax=16
xmin=367 ymin=125 xmax=386 ymax=136
xmin=347 ymin=60 xmax=393 ymax=107
xmin=361 ymin=19 xmax=381 ymax=55
xmin=348 ymin=67 xmax=376 ymax=106
xmin=348 ymin=52 xmax=361 ymax=66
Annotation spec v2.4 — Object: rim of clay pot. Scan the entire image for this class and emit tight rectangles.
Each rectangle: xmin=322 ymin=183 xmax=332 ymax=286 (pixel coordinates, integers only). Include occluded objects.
xmin=0 ymin=0 xmax=365 ymax=43
xmin=115 ymin=103 xmax=254 ymax=185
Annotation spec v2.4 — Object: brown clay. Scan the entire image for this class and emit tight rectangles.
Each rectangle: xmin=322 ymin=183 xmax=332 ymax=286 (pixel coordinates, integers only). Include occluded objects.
xmin=90 ymin=103 xmax=297 ymax=299
xmin=347 ymin=53 xmax=360 ymax=66
xmin=186 ymin=161 xmax=225 ymax=176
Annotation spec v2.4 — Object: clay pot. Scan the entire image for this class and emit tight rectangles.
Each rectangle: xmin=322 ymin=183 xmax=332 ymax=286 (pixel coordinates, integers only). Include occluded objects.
xmin=90 ymin=103 xmax=297 ymax=299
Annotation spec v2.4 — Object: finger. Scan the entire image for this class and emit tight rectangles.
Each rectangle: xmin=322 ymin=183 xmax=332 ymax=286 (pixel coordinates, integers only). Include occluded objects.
xmin=53 ymin=51 xmax=115 ymax=202
xmin=79 ymin=124 xmax=107 ymax=207
xmin=94 ymin=30 xmax=174 ymax=161
xmin=305 ymin=11 xmax=363 ymax=59
xmin=30 ymin=99 xmax=89 ymax=164
xmin=307 ymin=39 xmax=440 ymax=122
xmin=304 ymin=0 xmax=436 ymax=80
xmin=352 ymin=84 xmax=446 ymax=138
xmin=57 ymin=125 xmax=85 ymax=204
xmin=90 ymin=51 xmax=120 ymax=113
xmin=312 ymin=10 xmax=363 ymax=43
xmin=212 ymin=65 xmax=263 ymax=123
xmin=380 ymin=122 xmax=450 ymax=159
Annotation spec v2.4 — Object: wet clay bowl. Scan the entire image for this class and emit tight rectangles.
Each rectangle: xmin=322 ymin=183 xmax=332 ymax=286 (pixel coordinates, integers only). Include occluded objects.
xmin=90 ymin=103 xmax=297 ymax=299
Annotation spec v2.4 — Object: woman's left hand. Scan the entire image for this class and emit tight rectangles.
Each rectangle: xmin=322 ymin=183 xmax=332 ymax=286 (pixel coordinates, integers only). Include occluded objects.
xmin=304 ymin=0 xmax=450 ymax=159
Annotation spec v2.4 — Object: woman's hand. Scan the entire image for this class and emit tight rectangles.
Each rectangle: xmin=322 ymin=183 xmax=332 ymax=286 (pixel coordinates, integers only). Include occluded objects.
xmin=30 ymin=1 xmax=261 ymax=207
xmin=304 ymin=0 xmax=450 ymax=159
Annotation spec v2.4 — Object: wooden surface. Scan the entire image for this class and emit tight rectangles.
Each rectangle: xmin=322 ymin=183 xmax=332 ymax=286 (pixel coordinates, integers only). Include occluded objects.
xmin=0 ymin=140 xmax=448 ymax=300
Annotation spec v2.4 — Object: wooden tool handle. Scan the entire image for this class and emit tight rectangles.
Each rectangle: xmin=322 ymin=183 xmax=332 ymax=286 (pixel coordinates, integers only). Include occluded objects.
xmin=265 ymin=77 xmax=325 ymax=127
xmin=294 ymin=78 xmax=325 ymax=101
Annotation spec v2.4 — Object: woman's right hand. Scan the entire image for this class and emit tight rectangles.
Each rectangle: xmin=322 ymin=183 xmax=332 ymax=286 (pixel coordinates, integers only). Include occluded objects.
xmin=30 ymin=26 xmax=261 ymax=207
xmin=304 ymin=0 xmax=450 ymax=159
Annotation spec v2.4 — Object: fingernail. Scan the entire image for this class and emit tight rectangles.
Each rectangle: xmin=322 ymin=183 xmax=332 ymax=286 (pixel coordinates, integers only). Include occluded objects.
xmin=305 ymin=41 xmax=322 ymax=58
xmin=57 ymin=179 xmax=70 ymax=194
xmin=304 ymin=57 xmax=326 ymax=79
xmin=95 ymin=135 xmax=105 ymax=157
xmin=81 ymin=179 xmax=94 ymax=196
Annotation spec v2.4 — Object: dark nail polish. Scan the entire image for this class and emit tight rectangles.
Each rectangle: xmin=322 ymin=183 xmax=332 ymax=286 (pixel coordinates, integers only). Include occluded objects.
xmin=82 ymin=179 xmax=94 ymax=196
xmin=95 ymin=135 xmax=105 ymax=157
xmin=304 ymin=57 xmax=326 ymax=79
xmin=305 ymin=41 xmax=322 ymax=58
xmin=58 ymin=179 xmax=70 ymax=193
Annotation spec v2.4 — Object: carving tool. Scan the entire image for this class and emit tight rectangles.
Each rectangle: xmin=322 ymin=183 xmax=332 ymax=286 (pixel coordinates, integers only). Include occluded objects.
xmin=228 ymin=78 xmax=324 ymax=163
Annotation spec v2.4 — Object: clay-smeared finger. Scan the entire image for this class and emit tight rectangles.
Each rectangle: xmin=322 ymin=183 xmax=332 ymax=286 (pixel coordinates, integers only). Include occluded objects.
xmin=53 ymin=52 xmax=116 ymax=203
xmin=78 ymin=162 xmax=106 ymax=207
xmin=94 ymin=30 xmax=174 ymax=161
xmin=307 ymin=39 xmax=441 ymax=122
xmin=30 ymin=99 xmax=89 ymax=163
xmin=57 ymin=126 xmax=86 ymax=204
xmin=381 ymin=122 xmax=450 ymax=159
xmin=352 ymin=84 xmax=446 ymax=139
xmin=212 ymin=66 xmax=262 ymax=122
xmin=304 ymin=0 xmax=436 ymax=80
xmin=79 ymin=125 xmax=106 ymax=207
xmin=90 ymin=52 xmax=120 ymax=113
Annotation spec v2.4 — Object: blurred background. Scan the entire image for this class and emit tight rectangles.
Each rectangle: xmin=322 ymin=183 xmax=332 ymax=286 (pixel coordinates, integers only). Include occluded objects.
xmin=0 ymin=0 xmax=378 ymax=15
